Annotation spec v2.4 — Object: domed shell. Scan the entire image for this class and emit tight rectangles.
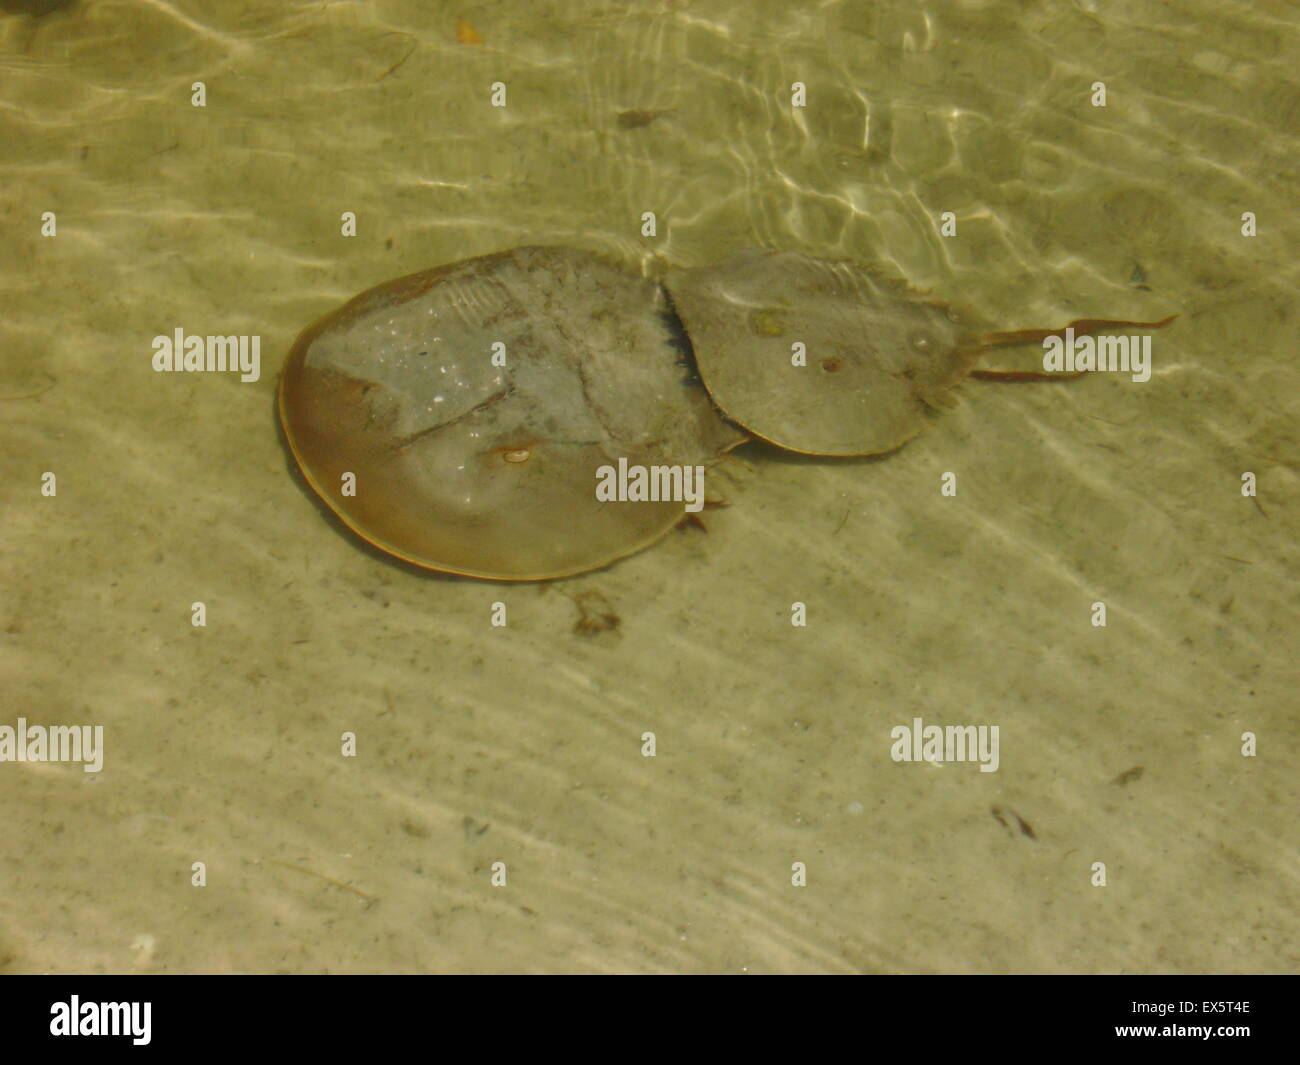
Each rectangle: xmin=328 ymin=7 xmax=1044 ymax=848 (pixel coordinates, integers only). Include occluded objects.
xmin=279 ymin=246 xmax=745 ymax=580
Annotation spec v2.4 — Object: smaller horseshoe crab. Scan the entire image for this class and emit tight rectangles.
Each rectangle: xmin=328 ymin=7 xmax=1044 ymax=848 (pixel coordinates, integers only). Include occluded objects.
xmin=665 ymin=249 xmax=1176 ymax=456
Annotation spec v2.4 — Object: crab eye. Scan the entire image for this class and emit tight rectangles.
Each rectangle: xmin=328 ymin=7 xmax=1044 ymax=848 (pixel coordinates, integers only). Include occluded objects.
xmin=910 ymin=333 xmax=931 ymax=351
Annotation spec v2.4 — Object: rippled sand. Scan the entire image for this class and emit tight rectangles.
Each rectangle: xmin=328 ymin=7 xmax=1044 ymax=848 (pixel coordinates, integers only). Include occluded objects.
xmin=1 ymin=0 xmax=1295 ymax=973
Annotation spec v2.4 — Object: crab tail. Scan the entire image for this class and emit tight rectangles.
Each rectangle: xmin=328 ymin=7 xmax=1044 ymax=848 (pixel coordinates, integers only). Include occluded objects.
xmin=969 ymin=314 xmax=1178 ymax=381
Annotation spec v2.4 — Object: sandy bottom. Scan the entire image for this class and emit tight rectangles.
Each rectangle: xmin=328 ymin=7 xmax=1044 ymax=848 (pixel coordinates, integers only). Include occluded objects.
xmin=1 ymin=0 xmax=1295 ymax=972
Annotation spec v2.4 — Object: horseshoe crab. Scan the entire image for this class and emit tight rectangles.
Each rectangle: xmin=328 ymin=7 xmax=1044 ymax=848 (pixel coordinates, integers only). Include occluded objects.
xmin=279 ymin=245 xmax=1174 ymax=579
xmin=278 ymin=246 xmax=744 ymax=581
xmin=664 ymin=249 xmax=1175 ymax=456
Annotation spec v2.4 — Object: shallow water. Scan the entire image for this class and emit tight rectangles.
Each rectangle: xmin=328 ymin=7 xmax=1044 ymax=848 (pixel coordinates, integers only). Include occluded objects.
xmin=1 ymin=0 xmax=1296 ymax=973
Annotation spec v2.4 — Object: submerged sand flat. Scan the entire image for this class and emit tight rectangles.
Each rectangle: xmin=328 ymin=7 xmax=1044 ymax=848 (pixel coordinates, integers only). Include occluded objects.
xmin=0 ymin=0 xmax=1295 ymax=973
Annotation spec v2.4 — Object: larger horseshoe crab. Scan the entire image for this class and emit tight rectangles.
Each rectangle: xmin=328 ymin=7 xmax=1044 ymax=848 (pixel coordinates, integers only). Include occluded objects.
xmin=279 ymin=245 xmax=1174 ymax=579
xmin=278 ymin=246 xmax=745 ymax=581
